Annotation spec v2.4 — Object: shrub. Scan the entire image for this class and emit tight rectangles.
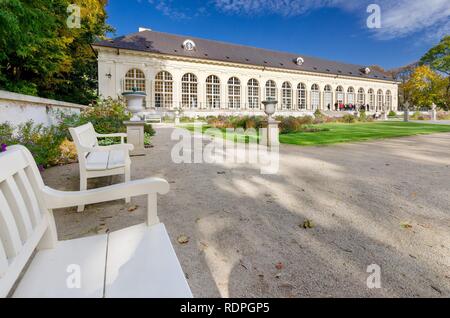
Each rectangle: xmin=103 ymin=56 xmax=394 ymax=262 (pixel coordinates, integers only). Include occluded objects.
xmin=144 ymin=123 xmax=155 ymax=136
xmin=314 ymin=109 xmax=324 ymax=119
xmin=341 ymin=114 xmax=357 ymax=123
xmin=359 ymin=111 xmax=367 ymax=122
xmin=388 ymin=110 xmax=397 ymax=117
xmin=279 ymin=117 xmax=302 ymax=134
xmin=438 ymin=111 xmax=450 ymax=120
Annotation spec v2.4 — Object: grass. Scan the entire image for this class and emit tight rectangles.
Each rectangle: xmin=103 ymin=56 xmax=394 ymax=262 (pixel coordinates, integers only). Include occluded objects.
xmin=183 ymin=122 xmax=450 ymax=146
xmin=183 ymin=124 xmax=260 ymax=143
xmin=280 ymin=122 xmax=450 ymax=146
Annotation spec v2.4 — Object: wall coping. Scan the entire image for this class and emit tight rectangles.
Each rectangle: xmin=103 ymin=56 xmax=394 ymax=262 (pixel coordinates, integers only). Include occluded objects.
xmin=0 ymin=90 xmax=87 ymax=110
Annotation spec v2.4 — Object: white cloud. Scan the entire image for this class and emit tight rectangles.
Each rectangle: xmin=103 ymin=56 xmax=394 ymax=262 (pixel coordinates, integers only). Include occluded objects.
xmin=213 ymin=0 xmax=450 ymax=40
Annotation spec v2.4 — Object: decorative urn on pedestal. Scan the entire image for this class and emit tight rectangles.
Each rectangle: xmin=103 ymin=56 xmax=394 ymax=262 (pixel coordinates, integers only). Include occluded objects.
xmin=121 ymin=88 xmax=147 ymax=155
xmin=261 ymin=99 xmax=280 ymax=147
xmin=122 ymin=88 xmax=147 ymax=121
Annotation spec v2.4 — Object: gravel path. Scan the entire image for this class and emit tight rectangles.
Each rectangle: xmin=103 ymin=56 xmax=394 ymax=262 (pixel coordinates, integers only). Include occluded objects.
xmin=43 ymin=127 xmax=450 ymax=298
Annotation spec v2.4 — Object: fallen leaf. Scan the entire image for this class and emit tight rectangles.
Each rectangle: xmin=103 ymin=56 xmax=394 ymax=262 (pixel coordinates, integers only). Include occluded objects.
xmin=275 ymin=273 xmax=282 ymax=279
xmin=301 ymin=219 xmax=315 ymax=229
xmin=217 ymin=171 xmax=226 ymax=175
xmin=177 ymin=235 xmax=190 ymax=244
xmin=96 ymin=224 xmax=109 ymax=234
xmin=127 ymin=205 xmax=138 ymax=212
xmin=275 ymin=262 xmax=284 ymax=270
xmin=400 ymin=222 xmax=413 ymax=229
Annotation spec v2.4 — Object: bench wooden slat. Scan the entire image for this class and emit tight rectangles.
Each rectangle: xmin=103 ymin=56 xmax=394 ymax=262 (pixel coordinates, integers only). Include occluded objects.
xmin=0 ymin=191 xmax=23 ymax=259
xmin=105 ymin=223 xmax=193 ymax=298
xmin=15 ymin=171 xmax=42 ymax=227
xmin=0 ymin=240 xmax=8 ymax=278
xmin=2 ymin=177 xmax=34 ymax=242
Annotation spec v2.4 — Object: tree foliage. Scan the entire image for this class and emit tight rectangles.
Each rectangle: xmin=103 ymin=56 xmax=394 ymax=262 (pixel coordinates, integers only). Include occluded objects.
xmin=0 ymin=0 xmax=111 ymax=104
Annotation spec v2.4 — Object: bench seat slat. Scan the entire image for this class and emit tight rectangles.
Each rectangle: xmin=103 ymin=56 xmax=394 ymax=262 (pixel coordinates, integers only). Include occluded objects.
xmin=105 ymin=223 xmax=193 ymax=298
xmin=13 ymin=234 xmax=108 ymax=298
xmin=15 ymin=171 xmax=42 ymax=227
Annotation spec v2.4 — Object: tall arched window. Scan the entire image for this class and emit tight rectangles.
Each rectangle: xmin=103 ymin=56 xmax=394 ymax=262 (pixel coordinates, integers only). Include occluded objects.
xmin=368 ymin=89 xmax=375 ymax=111
xmin=228 ymin=77 xmax=241 ymax=109
xmin=336 ymin=86 xmax=344 ymax=106
xmin=281 ymin=82 xmax=292 ymax=110
xmin=385 ymin=90 xmax=392 ymax=110
xmin=206 ymin=75 xmax=220 ymax=109
xmin=377 ymin=89 xmax=384 ymax=111
xmin=247 ymin=79 xmax=259 ymax=109
xmin=311 ymin=84 xmax=320 ymax=110
xmin=347 ymin=87 xmax=355 ymax=106
xmin=124 ymin=68 xmax=146 ymax=92
xmin=297 ymin=83 xmax=307 ymax=110
xmin=265 ymin=80 xmax=277 ymax=101
xmin=357 ymin=88 xmax=365 ymax=106
xmin=324 ymin=85 xmax=333 ymax=110
xmin=154 ymin=71 xmax=173 ymax=108
xmin=181 ymin=73 xmax=198 ymax=108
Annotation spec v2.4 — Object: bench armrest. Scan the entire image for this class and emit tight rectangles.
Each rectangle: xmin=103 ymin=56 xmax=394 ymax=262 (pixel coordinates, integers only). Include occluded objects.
xmin=42 ymin=178 xmax=170 ymax=226
xmin=96 ymin=133 xmax=127 ymax=144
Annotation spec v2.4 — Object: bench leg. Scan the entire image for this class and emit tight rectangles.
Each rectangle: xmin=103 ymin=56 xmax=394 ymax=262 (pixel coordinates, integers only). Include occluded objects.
xmin=125 ymin=165 xmax=131 ymax=204
xmin=78 ymin=174 xmax=87 ymax=212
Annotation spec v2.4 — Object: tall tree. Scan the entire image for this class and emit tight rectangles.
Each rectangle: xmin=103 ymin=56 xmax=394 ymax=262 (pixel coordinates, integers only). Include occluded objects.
xmin=403 ymin=65 xmax=444 ymax=109
xmin=420 ymin=36 xmax=450 ymax=109
xmin=0 ymin=0 xmax=111 ymax=104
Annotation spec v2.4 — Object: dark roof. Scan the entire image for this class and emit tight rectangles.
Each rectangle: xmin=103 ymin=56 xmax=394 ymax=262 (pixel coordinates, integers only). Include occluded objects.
xmin=94 ymin=30 xmax=395 ymax=82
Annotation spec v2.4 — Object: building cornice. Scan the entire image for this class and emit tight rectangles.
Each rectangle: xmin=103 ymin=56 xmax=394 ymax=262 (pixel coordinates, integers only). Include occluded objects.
xmin=93 ymin=45 xmax=399 ymax=85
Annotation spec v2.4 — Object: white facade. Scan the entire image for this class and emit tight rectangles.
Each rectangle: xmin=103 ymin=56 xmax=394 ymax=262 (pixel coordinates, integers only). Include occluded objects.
xmin=95 ymin=46 xmax=398 ymax=116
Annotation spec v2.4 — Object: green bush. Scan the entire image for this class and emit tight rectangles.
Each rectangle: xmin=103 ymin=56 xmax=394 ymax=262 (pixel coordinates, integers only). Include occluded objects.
xmin=0 ymin=121 xmax=65 ymax=168
xmin=279 ymin=117 xmax=302 ymax=134
xmin=341 ymin=114 xmax=357 ymax=123
xmin=359 ymin=111 xmax=367 ymax=122
xmin=314 ymin=109 xmax=324 ymax=119
xmin=388 ymin=110 xmax=397 ymax=117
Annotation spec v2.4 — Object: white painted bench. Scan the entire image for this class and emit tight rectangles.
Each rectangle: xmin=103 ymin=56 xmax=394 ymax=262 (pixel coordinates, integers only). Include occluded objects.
xmin=69 ymin=123 xmax=133 ymax=212
xmin=0 ymin=145 xmax=192 ymax=298
xmin=145 ymin=113 xmax=162 ymax=123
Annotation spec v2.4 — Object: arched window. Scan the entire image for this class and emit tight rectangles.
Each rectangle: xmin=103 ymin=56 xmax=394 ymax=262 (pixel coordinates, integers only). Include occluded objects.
xmin=357 ymin=88 xmax=365 ymax=106
xmin=311 ymin=84 xmax=320 ymax=110
xmin=385 ymin=90 xmax=392 ymax=110
xmin=324 ymin=85 xmax=333 ymax=110
xmin=154 ymin=71 xmax=173 ymax=108
xmin=281 ymin=82 xmax=292 ymax=110
xmin=336 ymin=86 xmax=344 ymax=106
xmin=368 ymin=89 xmax=375 ymax=111
xmin=181 ymin=73 xmax=198 ymax=108
xmin=206 ymin=75 xmax=220 ymax=109
xmin=377 ymin=89 xmax=384 ymax=111
xmin=297 ymin=83 xmax=307 ymax=110
xmin=247 ymin=79 xmax=259 ymax=109
xmin=265 ymin=80 xmax=277 ymax=101
xmin=124 ymin=68 xmax=145 ymax=92
xmin=347 ymin=87 xmax=355 ymax=106
xmin=228 ymin=77 xmax=241 ymax=109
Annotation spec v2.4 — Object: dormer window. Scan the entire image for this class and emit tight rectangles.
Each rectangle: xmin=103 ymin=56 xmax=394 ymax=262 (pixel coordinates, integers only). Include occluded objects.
xmin=183 ymin=39 xmax=196 ymax=51
xmin=296 ymin=57 xmax=304 ymax=66
xmin=364 ymin=67 xmax=371 ymax=74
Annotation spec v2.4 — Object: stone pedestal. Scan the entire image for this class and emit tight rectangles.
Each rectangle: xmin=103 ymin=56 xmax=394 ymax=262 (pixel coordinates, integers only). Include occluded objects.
xmin=431 ymin=109 xmax=437 ymax=121
xmin=260 ymin=119 xmax=280 ymax=147
xmin=174 ymin=115 xmax=180 ymax=125
xmin=124 ymin=121 xmax=146 ymax=156
xmin=404 ymin=109 xmax=409 ymax=122
xmin=382 ymin=111 xmax=388 ymax=120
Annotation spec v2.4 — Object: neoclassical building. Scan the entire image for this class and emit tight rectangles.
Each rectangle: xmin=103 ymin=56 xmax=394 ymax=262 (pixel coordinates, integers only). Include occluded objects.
xmin=93 ymin=29 xmax=398 ymax=116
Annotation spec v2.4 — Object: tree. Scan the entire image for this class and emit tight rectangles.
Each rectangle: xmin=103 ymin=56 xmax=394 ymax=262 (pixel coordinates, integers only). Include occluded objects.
xmin=402 ymin=65 xmax=444 ymax=109
xmin=420 ymin=36 xmax=450 ymax=109
xmin=0 ymin=0 xmax=111 ymax=104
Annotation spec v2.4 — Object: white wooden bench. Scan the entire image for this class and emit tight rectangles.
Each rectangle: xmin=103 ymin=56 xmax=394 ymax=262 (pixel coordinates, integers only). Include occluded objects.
xmin=69 ymin=123 xmax=134 ymax=212
xmin=144 ymin=113 xmax=162 ymax=123
xmin=0 ymin=145 xmax=192 ymax=298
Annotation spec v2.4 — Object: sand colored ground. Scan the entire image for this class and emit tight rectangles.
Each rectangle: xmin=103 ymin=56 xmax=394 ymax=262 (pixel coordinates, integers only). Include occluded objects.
xmin=42 ymin=126 xmax=450 ymax=297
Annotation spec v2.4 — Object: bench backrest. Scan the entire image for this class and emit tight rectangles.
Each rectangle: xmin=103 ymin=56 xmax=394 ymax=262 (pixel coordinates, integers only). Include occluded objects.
xmin=69 ymin=123 xmax=99 ymax=166
xmin=0 ymin=145 xmax=57 ymax=297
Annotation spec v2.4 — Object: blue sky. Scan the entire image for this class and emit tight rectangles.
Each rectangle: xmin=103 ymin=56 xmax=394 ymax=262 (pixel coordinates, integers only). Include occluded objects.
xmin=105 ymin=0 xmax=450 ymax=70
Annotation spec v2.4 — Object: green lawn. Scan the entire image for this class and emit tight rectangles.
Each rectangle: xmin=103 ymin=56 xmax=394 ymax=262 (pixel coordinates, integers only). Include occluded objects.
xmin=280 ymin=122 xmax=450 ymax=146
xmin=183 ymin=122 xmax=450 ymax=146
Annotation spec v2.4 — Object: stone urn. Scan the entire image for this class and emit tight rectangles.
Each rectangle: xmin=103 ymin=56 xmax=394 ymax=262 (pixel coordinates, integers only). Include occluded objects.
xmin=122 ymin=89 xmax=147 ymax=121
xmin=262 ymin=100 xmax=278 ymax=122
xmin=261 ymin=100 xmax=280 ymax=147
